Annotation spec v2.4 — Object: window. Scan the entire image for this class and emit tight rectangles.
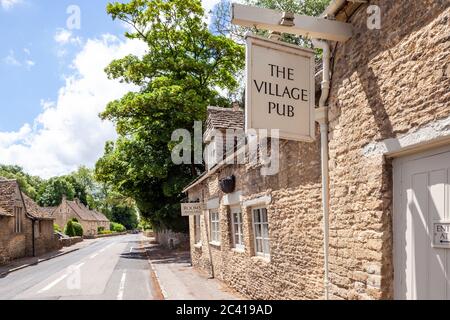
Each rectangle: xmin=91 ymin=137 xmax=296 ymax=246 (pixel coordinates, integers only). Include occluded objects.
xmin=252 ymin=208 xmax=270 ymax=258
xmin=206 ymin=139 xmax=217 ymax=170
xmin=14 ymin=206 xmax=22 ymax=233
xmin=231 ymin=207 xmax=244 ymax=250
xmin=209 ymin=210 xmax=220 ymax=244
xmin=194 ymin=215 xmax=201 ymax=244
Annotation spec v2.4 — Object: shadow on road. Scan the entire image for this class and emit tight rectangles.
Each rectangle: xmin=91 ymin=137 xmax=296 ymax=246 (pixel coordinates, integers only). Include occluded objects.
xmin=119 ymin=241 xmax=191 ymax=265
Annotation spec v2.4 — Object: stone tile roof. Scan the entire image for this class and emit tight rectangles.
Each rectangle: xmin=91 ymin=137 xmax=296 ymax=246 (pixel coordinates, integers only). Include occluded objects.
xmin=0 ymin=178 xmax=53 ymax=220
xmin=42 ymin=206 xmax=57 ymax=216
xmin=92 ymin=210 xmax=110 ymax=222
xmin=204 ymin=106 xmax=245 ymax=141
xmin=66 ymin=199 xmax=109 ymax=222
xmin=0 ymin=179 xmax=18 ymax=217
xmin=21 ymin=193 xmax=54 ymax=221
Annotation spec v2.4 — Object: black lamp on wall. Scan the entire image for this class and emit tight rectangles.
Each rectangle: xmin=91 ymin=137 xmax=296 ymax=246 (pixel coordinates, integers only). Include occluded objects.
xmin=219 ymin=175 xmax=236 ymax=194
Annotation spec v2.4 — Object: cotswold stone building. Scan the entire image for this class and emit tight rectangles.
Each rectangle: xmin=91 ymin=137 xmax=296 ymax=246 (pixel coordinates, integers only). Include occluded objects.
xmin=0 ymin=179 xmax=56 ymax=265
xmin=183 ymin=1 xmax=450 ymax=300
xmin=49 ymin=197 xmax=110 ymax=236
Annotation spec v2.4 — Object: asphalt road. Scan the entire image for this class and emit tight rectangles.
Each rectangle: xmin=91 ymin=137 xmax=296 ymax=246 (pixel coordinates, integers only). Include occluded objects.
xmin=0 ymin=234 xmax=161 ymax=300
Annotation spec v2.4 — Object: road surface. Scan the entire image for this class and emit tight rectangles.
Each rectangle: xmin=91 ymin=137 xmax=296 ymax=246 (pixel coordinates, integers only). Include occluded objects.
xmin=0 ymin=234 xmax=161 ymax=300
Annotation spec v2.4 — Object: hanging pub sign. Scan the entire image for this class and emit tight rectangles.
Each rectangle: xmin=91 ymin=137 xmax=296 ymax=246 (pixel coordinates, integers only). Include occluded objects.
xmin=246 ymin=33 xmax=315 ymax=142
xmin=181 ymin=203 xmax=204 ymax=216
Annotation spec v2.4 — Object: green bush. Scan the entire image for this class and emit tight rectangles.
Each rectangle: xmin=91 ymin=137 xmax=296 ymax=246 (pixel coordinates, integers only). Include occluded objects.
xmin=64 ymin=220 xmax=83 ymax=237
xmin=73 ymin=222 xmax=83 ymax=237
xmin=98 ymin=226 xmax=105 ymax=233
xmin=64 ymin=220 xmax=76 ymax=237
xmin=110 ymin=222 xmax=126 ymax=233
xmin=54 ymin=224 xmax=62 ymax=232
xmin=98 ymin=230 xmax=113 ymax=235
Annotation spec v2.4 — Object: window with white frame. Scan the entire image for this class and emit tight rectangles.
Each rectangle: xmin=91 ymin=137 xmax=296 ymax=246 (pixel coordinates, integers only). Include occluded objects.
xmin=14 ymin=206 xmax=22 ymax=233
xmin=209 ymin=210 xmax=220 ymax=243
xmin=231 ymin=207 xmax=244 ymax=250
xmin=252 ymin=207 xmax=270 ymax=258
xmin=206 ymin=138 xmax=217 ymax=170
xmin=194 ymin=215 xmax=201 ymax=244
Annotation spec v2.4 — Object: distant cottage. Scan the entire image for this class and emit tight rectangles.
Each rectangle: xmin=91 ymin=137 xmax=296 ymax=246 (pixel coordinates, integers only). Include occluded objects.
xmin=0 ymin=179 xmax=57 ymax=265
xmin=48 ymin=196 xmax=109 ymax=236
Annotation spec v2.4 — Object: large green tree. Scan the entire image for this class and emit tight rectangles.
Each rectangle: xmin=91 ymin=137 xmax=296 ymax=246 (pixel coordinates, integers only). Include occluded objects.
xmin=95 ymin=0 xmax=244 ymax=232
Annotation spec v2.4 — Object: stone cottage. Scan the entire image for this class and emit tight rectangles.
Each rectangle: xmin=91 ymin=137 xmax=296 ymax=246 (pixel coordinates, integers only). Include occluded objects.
xmin=49 ymin=197 xmax=110 ymax=236
xmin=0 ymin=179 xmax=57 ymax=265
xmin=182 ymin=1 xmax=450 ymax=300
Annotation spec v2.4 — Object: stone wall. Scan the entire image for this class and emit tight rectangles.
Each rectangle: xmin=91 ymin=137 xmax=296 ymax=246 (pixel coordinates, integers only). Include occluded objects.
xmin=35 ymin=220 xmax=59 ymax=256
xmin=326 ymin=1 xmax=450 ymax=299
xmin=155 ymin=230 xmax=190 ymax=250
xmin=187 ymin=1 xmax=450 ymax=300
xmin=189 ymin=135 xmax=324 ymax=300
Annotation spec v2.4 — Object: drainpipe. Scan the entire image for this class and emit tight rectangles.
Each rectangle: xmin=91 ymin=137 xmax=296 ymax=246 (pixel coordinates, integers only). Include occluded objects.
xmin=312 ymin=38 xmax=331 ymax=300
xmin=32 ymin=219 xmax=36 ymax=257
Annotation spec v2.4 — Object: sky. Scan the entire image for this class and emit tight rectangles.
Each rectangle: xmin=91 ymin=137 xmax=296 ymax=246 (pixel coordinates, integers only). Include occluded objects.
xmin=0 ymin=0 xmax=222 ymax=178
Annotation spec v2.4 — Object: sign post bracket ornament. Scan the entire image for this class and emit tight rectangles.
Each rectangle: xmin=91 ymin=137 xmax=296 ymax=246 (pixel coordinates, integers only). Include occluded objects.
xmin=231 ymin=3 xmax=353 ymax=42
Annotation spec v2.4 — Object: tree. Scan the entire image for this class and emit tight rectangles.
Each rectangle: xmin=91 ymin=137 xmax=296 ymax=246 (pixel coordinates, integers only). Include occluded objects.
xmin=110 ymin=205 xmax=139 ymax=230
xmin=37 ymin=177 xmax=76 ymax=207
xmin=95 ymin=0 xmax=245 ymax=232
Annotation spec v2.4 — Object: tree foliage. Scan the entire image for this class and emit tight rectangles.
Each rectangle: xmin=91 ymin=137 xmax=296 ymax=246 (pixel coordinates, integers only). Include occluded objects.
xmin=95 ymin=0 xmax=245 ymax=232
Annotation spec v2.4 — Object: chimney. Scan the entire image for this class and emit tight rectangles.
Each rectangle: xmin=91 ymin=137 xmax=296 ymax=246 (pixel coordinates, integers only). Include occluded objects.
xmin=232 ymin=101 xmax=241 ymax=112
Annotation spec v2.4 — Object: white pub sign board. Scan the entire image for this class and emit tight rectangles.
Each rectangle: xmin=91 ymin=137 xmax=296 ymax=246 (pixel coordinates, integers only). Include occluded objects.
xmin=246 ymin=34 xmax=315 ymax=142
xmin=181 ymin=203 xmax=204 ymax=216
xmin=433 ymin=222 xmax=450 ymax=248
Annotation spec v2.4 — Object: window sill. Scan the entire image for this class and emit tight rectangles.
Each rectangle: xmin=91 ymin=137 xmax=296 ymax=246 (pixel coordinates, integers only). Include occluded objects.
xmin=231 ymin=248 xmax=245 ymax=254
xmin=194 ymin=243 xmax=203 ymax=249
xmin=252 ymin=255 xmax=271 ymax=263
xmin=209 ymin=241 xmax=221 ymax=248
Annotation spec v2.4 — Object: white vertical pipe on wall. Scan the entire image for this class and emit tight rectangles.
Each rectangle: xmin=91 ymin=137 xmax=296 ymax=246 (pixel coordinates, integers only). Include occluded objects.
xmin=312 ymin=38 xmax=331 ymax=300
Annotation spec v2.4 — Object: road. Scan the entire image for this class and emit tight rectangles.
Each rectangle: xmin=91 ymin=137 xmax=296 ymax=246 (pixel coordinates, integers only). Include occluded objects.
xmin=0 ymin=234 xmax=161 ymax=300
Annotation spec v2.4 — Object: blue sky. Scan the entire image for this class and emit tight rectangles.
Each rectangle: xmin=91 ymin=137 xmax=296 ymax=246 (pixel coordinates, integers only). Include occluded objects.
xmin=0 ymin=0 xmax=221 ymax=178
xmin=0 ymin=0 xmax=127 ymax=132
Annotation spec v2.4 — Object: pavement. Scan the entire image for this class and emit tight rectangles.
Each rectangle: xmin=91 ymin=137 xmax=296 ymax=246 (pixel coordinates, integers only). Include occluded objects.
xmin=147 ymin=245 xmax=245 ymax=300
xmin=0 ymin=234 xmax=243 ymax=300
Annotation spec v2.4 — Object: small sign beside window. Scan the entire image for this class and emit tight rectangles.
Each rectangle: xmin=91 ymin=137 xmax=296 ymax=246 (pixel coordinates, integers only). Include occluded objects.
xmin=181 ymin=203 xmax=204 ymax=216
xmin=433 ymin=222 xmax=450 ymax=249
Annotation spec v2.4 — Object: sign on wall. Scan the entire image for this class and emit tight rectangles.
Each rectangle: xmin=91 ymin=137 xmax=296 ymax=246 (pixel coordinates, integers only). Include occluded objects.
xmin=433 ymin=222 xmax=450 ymax=248
xmin=181 ymin=203 xmax=204 ymax=216
xmin=246 ymin=33 xmax=315 ymax=142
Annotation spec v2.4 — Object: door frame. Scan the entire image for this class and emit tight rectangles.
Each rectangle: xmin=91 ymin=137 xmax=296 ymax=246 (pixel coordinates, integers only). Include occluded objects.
xmin=392 ymin=144 xmax=450 ymax=299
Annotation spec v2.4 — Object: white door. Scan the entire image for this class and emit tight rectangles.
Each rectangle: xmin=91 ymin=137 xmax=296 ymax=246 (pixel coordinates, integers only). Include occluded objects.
xmin=393 ymin=146 xmax=450 ymax=300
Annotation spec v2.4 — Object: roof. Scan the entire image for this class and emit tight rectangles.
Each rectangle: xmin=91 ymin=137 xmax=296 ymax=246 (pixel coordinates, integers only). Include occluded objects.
xmin=0 ymin=179 xmax=19 ymax=217
xmin=204 ymin=106 xmax=245 ymax=141
xmin=66 ymin=199 xmax=109 ymax=222
xmin=21 ymin=193 xmax=54 ymax=220
xmin=92 ymin=210 xmax=110 ymax=222
xmin=42 ymin=206 xmax=57 ymax=216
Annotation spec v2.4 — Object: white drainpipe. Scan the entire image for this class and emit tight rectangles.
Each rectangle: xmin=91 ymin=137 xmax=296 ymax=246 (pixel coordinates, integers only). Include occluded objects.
xmin=312 ymin=38 xmax=331 ymax=300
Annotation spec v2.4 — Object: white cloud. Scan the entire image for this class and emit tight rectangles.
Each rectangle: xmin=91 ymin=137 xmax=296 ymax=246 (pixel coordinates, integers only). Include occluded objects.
xmin=0 ymin=35 xmax=147 ymax=178
xmin=25 ymin=59 xmax=35 ymax=67
xmin=3 ymin=50 xmax=21 ymax=66
xmin=2 ymin=49 xmax=35 ymax=69
xmin=1 ymin=0 xmax=21 ymax=10
xmin=54 ymin=28 xmax=73 ymax=45
xmin=54 ymin=28 xmax=83 ymax=47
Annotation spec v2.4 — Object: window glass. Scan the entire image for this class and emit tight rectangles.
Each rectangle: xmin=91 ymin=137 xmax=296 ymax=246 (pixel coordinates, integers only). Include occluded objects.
xmin=252 ymin=207 xmax=270 ymax=258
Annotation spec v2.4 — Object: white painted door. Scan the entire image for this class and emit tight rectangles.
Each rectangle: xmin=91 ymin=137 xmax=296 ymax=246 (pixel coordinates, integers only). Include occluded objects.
xmin=393 ymin=146 xmax=450 ymax=300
